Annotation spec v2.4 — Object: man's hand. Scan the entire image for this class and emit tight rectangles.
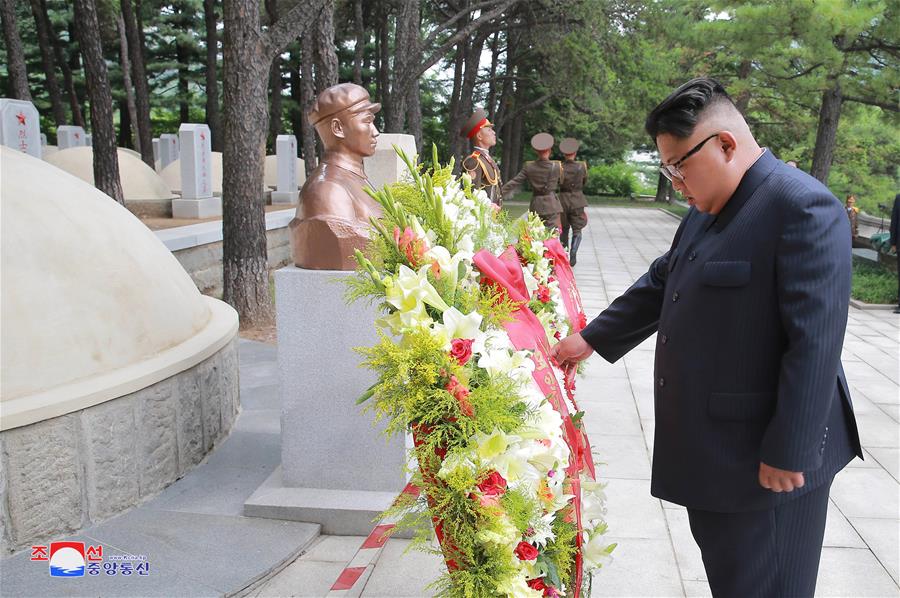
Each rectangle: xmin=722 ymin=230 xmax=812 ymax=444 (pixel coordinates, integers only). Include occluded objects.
xmin=550 ymin=333 xmax=594 ymax=373
xmin=759 ymin=462 xmax=805 ymax=493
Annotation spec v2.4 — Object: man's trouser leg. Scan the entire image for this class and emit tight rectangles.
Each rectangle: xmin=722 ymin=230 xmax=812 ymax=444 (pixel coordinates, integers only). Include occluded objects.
xmin=687 ymin=480 xmax=831 ymax=598
xmin=538 ymin=212 xmax=561 ymax=233
xmin=560 ymin=211 xmax=571 ymax=248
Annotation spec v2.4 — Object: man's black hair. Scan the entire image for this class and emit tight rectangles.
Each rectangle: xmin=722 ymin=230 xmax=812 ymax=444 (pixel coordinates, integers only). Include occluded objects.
xmin=645 ymin=78 xmax=737 ymax=139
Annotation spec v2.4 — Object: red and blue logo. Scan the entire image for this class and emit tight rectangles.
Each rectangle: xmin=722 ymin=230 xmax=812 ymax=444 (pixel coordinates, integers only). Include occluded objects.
xmin=48 ymin=542 xmax=86 ymax=577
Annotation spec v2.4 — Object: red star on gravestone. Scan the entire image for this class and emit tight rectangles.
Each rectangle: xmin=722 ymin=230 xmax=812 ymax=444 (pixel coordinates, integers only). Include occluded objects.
xmin=16 ymin=112 xmax=26 ymax=125
xmin=200 ymin=132 xmax=206 ymax=141
xmin=75 ymin=132 xmax=80 ymax=139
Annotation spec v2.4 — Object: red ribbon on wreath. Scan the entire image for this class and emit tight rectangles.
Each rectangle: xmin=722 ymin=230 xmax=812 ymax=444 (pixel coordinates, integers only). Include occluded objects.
xmin=474 ymin=246 xmax=592 ymax=597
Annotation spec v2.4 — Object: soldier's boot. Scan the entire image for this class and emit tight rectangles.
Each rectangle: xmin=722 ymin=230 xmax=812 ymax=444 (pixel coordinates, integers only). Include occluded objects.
xmin=569 ymin=234 xmax=582 ymax=266
xmin=560 ymin=226 xmax=570 ymax=249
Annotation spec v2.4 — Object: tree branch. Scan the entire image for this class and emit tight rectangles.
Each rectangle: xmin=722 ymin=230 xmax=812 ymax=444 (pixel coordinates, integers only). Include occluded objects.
xmin=263 ymin=0 xmax=329 ymax=58
xmin=494 ymin=93 xmax=551 ymax=128
xmin=843 ymin=95 xmax=899 ymax=112
xmin=421 ymin=0 xmax=512 ymax=49
xmin=415 ymin=0 xmax=520 ymax=80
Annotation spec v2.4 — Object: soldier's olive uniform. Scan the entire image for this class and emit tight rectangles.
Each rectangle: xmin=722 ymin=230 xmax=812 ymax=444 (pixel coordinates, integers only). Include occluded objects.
xmin=462 ymin=148 xmax=502 ymax=206
xmin=500 ymin=159 xmax=563 ymax=229
xmin=559 ymin=159 xmax=588 ymax=246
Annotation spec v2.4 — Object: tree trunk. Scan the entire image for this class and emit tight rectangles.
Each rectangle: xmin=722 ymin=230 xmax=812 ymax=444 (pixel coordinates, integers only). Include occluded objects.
xmin=121 ymin=0 xmax=153 ymax=166
xmin=29 ymin=0 xmax=66 ymax=124
xmin=734 ymin=59 xmax=752 ymax=114
xmin=810 ymin=80 xmax=843 ymax=184
xmin=352 ymin=0 xmax=364 ymax=85
xmin=118 ymin=98 xmax=131 ymax=147
xmin=447 ymin=43 xmax=464 ymax=169
xmin=408 ymin=79 xmax=422 ymax=151
xmin=73 ymin=0 xmax=124 ymax=202
xmin=289 ymin=46 xmax=303 ymax=138
xmin=1 ymin=0 xmax=32 ymax=100
xmin=486 ymin=29 xmax=500 ymax=119
xmin=265 ymin=0 xmax=282 ymax=149
xmin=376 ymin=3 xmax=392 ymax=127
xmin=453 ymin=30 xmax=487 ymax=165
xmin=387 ymin=0 xmax=420 ymax=132
xmin=176 ymin=34 xmax=191 ymax=123
xmin=222 ymin=0 xmax=323 ymax=328
xmin=223 ymin=0 xmax=272 ymax=328
xmin=117 ymin=14 xmax=141 ymax=152
xmin=204 ymin=0 xmax=222 ymax=151
xmin=48 ymin=5 xmax=84 ymax=127
xmin=654 ymin=172 xmax=671 ymax=203
xmin=314 ymin=0 xmax=338 ymax=91
xmin=299 ymin=33 xmax=318 ymax=172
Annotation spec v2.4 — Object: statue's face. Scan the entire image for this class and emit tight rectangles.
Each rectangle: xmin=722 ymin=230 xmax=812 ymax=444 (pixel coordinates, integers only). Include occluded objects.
xmin=338 ymin=110 xmax=379 ymax=158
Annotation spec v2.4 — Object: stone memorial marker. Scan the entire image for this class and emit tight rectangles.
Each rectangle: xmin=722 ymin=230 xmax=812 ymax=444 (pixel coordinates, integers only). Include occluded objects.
xmin=363 ymin=133 xmax=417 ymax=192
xmin=57 ymin=125 xmax=86 ymax=149
xmin=152 ymin=138 xmax=160 ymax=167
xmin=159 ymin=133 xmax=179 ymax=170
xmin=271 ymin=134 xmax=299 ymax=204
xmin=40 ymin=133 xmax=47 ymax=146
xmin=171 ymin=123 xmax=220 ymax=218
xmin=0 ymin=99 xmax=42 ymax=159
xmin=84 ymin=134 xmax=92 ymax=146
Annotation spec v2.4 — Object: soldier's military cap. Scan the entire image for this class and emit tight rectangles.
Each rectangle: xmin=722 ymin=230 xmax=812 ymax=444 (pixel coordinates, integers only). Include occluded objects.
xmin=531 ymin=132 xmax=554 ymax=152
xmin=309 ymin=83 xmax=381 ymax=127
xmin=461 ymin=107 xmax=493 ymax=138
xmin=559 ymin=138 xmax=580 ymax=154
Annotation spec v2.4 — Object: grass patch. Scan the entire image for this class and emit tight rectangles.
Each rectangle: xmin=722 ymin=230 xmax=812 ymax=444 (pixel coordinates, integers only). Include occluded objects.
xmin=852 ymin=257 xmax=898 ymax=305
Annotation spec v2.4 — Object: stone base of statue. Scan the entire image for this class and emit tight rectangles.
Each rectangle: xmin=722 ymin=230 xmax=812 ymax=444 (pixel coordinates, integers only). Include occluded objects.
xmin=172 ymin=196 xmax=222 ymax=219
xmin=243 ymin=266 xmax=410 ymax=536
xmin=270 ymin=190 xmax=299 ymax=205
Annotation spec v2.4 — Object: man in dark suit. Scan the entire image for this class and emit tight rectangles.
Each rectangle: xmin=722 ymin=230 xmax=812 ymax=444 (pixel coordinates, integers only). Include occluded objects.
xmin=552 ymin=78 xmax=862 ymax=597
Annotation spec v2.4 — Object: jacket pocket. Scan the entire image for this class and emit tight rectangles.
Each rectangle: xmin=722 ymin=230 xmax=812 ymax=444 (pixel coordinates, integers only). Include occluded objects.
xmin=708 ymin=392 xmax=775 ymax=421
xmin=702 ymin=260 xmax=751 ymax=287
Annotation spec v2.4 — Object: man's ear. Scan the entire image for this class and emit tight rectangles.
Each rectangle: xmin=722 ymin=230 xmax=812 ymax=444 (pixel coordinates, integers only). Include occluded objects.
xmin=331 ymin=118 xmax=345 ymax=140
xmin=719 ymin=131 xmax=738 ymax=163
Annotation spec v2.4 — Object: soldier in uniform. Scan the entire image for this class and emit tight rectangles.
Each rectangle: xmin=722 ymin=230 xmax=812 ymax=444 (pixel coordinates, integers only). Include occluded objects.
xmin=500 ymin=132 xmax=563 ymax=231
xmin=460 ymin=108 xmax=502 ymax=206
xmin=558 ymin=137 xmax=589 ymax=265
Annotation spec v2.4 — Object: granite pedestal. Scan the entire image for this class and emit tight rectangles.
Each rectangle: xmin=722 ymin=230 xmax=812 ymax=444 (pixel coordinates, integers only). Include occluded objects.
xmin=244 ymin=267 xmax=409 ymax=536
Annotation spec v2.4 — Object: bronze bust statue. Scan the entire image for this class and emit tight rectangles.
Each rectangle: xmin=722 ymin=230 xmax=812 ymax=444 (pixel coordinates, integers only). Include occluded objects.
xmin=290 ymin=83 xmax=383 ymax=270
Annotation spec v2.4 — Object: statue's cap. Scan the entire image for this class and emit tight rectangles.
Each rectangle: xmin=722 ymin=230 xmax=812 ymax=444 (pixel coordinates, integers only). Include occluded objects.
xmin=461 ymin=107 xmax=493 ymax=138
xmin=309 ymin=83 xmax=381 ymax=126
xmin=559 ymin=137 xmax=580 ymax=154
xmin=531 ymin=132 xmax=554 ymax=151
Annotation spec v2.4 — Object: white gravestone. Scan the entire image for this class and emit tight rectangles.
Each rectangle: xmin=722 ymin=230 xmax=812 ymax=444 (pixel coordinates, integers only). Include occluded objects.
xmin=271 ymin=134 xmax=299 ymax=205
xmin=40 ymin=133 xmax=47 ymax=146
xmin=363 ymin=133 xmax=417 ymax=193
xmin=0 ymin=99 xmax=42 ymax=159
xmin=57 ymin=125 xmax=86 ymax=149
xmin=171 ymin=123 xmax=221 ymax=218
xmin=159 ymin=133 xmax=179 ymax=170
xmin=84 ymin=134 xmax=92 ymax=147
xmin=152 ymin=138 xmax=160 ymax=168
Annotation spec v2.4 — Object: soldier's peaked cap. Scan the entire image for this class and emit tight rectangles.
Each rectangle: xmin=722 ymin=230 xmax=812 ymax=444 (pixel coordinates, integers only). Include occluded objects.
xmin=560 ymin=138 xmax=580 ymax=154
xmin=461 ymin=107 xmax=493 ymax=138
xmin=309 ymin=83 xmax=381 ymax=127
xmin=531 ymin=132 xmax=554 ymax=151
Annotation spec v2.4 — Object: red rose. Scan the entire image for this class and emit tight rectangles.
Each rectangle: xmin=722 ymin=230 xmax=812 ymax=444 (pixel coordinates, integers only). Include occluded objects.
xmin=527 ymin=578 xmax=548 ymax=592
xmin=514 ymin=541 xmax=539 ymax=561
xmin=477 ymin=471 xmax=508 ymax=497
xmin=537 ymin=284 xmax=551 ymax=303
xmin=446 ymin=375 xmax=474 ymax=417
xmin=449 ymin=338 xmax=474 ymax=365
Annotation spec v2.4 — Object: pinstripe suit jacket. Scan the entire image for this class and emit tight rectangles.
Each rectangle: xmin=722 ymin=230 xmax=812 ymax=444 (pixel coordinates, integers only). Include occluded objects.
xmin=581 ymin=150 xmax=862 ymax=512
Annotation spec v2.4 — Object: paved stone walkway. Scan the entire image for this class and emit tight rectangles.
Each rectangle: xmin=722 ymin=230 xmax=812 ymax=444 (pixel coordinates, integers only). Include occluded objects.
xmin=254 ymin=206 xmax=900 ymax=597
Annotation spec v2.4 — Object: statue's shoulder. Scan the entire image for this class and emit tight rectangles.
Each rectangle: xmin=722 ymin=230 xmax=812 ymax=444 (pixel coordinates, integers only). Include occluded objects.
xmin=300 ymin=166 xmax=356 ymax=219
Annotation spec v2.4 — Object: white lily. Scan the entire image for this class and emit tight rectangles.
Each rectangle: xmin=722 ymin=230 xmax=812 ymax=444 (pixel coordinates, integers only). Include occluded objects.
xmin=522 ymin=266 xmax=539 ymax=295
xmin=386 ymin=264 xmax=450 ymax=314
xmin=582 ymin=528 xmax=615 ymax=570
xmin=474 ymin=428 xmax=520 ymax=462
